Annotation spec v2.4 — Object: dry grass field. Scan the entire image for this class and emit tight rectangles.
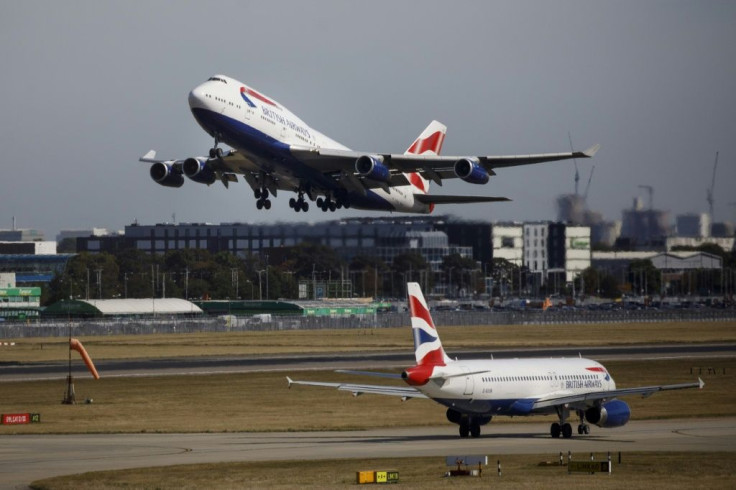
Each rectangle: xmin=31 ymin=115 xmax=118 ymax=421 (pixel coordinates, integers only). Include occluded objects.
xmin=29 ymin=452 xmax=736 ymax=490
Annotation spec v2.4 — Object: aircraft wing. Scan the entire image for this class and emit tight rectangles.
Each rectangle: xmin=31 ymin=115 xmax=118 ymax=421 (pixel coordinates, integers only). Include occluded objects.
xmin=290 ymin=144 xmax=599 ymax=183
xmin=286 ymin=376 xmax=427 ymax=399
xmin=414 ymin=194 xmax=510 ymax=205
xmin=532 ymin=378 xmax=704 ymax=410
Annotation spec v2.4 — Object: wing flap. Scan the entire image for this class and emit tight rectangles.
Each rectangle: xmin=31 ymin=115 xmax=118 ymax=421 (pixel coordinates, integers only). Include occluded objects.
xmin=286 ymin=377 xmax=426 ymax=398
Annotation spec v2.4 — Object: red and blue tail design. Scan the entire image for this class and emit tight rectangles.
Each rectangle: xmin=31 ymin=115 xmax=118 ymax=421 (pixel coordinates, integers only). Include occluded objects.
xmin=407 ymin=282 xmax=451 ymax=367
xmin=404 ymin=122 xmax=447 ymax=213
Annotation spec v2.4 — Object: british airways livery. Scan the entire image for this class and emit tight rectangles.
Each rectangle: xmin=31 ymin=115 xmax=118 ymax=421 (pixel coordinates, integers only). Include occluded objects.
xmin=141 ymin=75 xmax=599 ymax=213
xmin=288 ymin=283 xmax=703 ymax=438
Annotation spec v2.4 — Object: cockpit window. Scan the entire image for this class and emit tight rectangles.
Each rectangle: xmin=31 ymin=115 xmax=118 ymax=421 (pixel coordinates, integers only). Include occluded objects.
xmin=207 ymin=77 xmax=228 ymax=84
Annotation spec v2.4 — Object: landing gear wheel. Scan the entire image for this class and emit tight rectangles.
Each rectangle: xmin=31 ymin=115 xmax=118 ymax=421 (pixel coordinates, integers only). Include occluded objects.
xmin=215 ymin=147 xmax=223 ymax=158
xmin=583 ymin=424 xmax=590 ymax=435
xmin=256 ymin=200 xmax=264 ymax=210
xmin=562 ymin=423 xmax=573 ymax=438
xmin=255 ymin=189 xmax=262 ymax=199
xmin=301 ymin=201 xmax=309 ymax=212
xmin=459 ymin=421 xmax=470 ymax=438
xmin=209 ymin=148 xmax=217 ymax=158
xmin=316 ymin=197 xmax=324 ymax=207
xmin=289 ymin=198 xmax=296 ymax=208
xmin=550 ymin=422 xmax=561 ymax=438
xmin=328 ymin=201 xmax=336 ymax=212
xmin=470 ymin=423 xmax=481 ymax=438
xmin=264 ymin=199 xmax=272 ymax=210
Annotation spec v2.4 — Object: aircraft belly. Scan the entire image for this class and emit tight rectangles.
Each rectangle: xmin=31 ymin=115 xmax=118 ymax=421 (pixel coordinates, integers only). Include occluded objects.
xmin=433 ymin=397 xmax=538 ymax=416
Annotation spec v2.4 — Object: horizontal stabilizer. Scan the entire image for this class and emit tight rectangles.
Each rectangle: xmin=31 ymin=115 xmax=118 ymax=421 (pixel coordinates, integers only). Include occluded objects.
xmin=415 ymin=194 xmax=510 ymax=205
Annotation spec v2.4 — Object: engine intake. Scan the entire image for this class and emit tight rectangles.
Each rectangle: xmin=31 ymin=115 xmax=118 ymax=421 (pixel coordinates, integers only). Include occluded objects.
xmin=585 ymin=400 xmax=631 ymax=428
xmin=454 ymin=158 xmax=489 ymax=184
xmin=150 ymin=162 xmax=184 ymax=188
xmin=183 ymin=157 xmax=217 ymax=185
xmin=355 ymin=155 xmax=390 ymax=182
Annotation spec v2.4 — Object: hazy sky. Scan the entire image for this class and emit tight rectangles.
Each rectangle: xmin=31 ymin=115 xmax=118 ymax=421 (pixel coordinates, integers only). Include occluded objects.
xmin=1 ymin=1 xmax=734 ymax=240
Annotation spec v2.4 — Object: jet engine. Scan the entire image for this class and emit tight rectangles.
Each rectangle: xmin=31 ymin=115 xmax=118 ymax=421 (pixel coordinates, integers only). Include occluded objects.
xmin=454 ymin=158 xmax=490 ymax=184
xmin=149 ymin=162 xmax=184 ymax=188
xmin=355 ymin=155 xmax=390 ymax=182
xmin=585 ymin=400 xmax=631 ymax=428
xmin=183 ymin=157 xmax=217 ymax=185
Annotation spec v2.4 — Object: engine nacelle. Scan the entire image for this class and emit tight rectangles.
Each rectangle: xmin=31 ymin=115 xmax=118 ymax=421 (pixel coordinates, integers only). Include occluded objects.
xmin=585 ymin=400 xmax=631 ymax=428
xmin=454 ymin=158 xmax=489 ymax=184
xmin=401 ymin=364 xmax=434 ymax=386
xmin=183 ymin=157 xmax=217 ymax=185
xmin=355 ymin=155 xmax=390 ymax=182
xmin=149 ymin=162 xmax=184 ymax=188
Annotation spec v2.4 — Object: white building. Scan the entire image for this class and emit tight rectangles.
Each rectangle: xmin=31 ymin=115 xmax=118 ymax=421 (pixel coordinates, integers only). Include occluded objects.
xmin=492 ymin=224 xmax=523 ymax=266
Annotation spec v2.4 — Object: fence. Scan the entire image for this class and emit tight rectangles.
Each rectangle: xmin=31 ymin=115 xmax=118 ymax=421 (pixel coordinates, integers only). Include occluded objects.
xmin=1 ymin=308 xmax=735 ymax=339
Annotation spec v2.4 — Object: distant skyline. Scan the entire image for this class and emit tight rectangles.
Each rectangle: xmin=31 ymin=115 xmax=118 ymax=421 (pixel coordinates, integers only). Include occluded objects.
xmin=1 ymin=1 xmax=734 ymax=239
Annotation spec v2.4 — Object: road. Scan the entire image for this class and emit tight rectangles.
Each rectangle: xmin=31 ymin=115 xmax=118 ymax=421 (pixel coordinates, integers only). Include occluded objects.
xmin=1 ymin=418 xmax=735 ymax=489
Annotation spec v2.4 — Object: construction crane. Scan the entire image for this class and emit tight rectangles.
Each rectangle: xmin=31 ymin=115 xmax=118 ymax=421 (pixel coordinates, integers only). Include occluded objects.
xmin=638 ymin=185 xmax=654 ymax=210
xmin=707 ymin=151 xmax=719 ymax=219
xmin=569 ymin=132 xmax=580 ymax=195
xmin=583 ymin=165 xmax=595 ymax=202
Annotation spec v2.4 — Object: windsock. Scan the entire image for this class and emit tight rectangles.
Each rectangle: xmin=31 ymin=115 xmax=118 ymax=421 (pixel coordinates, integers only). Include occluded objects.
xmin=69 ymin=338 xmax=100 ymax=379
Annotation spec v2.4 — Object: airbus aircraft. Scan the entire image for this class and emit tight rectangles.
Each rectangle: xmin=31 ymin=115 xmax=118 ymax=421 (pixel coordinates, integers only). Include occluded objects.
xmin=287 ymin=283 xmax=703 ymax=438
xmin=140 ymin=75 xmax=599 ymax=213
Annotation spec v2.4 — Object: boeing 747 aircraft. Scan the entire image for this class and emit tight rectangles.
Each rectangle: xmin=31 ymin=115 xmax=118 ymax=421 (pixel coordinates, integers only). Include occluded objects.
xmin=141 ymin=75 xmax=599 ymax=213
xmin=287 ymin=283 xmax=703 ymax=438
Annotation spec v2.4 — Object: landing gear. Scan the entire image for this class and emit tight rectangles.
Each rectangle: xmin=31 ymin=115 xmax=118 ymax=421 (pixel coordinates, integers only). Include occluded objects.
xmin=316 ymin=196 xmax=344 ymax=212
xmin=458 ymin=416 xmax=482 ymax=438
xmin=255 ymin=187 xmax=271 ymax=210
xmin=289 ymin=192 xmax=309 ymax=212
xmin=577 ymin=409 xmax=590 ymax=435
xmin=550 ymin=406 xmax=575 ymax=438
xmin=208 ymin=135 xmax=224 ymax=159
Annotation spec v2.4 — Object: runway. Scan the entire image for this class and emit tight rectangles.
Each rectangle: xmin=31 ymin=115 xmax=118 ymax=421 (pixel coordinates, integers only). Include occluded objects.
xmin=3 ymin=342 xmax=735 ymax=381
xmin=1 ymin=417 xmax=735 ymax=489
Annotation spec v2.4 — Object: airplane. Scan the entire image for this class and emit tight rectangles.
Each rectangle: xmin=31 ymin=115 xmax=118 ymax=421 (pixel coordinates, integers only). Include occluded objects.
xmin=287 ymin=283 xmax=703 ymax=438
xmin=140 ymin=74 xmax=599 ymax=213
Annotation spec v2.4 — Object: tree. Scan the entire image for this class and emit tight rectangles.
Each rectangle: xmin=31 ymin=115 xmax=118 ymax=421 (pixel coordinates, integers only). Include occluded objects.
xmin=441 ymin=253 xmax=479 ymax=297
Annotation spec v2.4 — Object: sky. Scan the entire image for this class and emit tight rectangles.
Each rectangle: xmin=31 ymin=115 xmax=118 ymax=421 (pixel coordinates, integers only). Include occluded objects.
xmin=1 ymin=1 xmax=734 ymax=240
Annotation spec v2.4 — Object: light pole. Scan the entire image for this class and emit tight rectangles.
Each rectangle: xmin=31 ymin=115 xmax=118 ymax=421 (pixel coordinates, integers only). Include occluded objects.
xmin=256 ymin=270 xmax=265 ymax=300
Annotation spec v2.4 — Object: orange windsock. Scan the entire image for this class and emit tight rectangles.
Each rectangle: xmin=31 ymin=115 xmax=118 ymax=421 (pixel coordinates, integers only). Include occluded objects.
xmin=69 ymin=338 xmax=100 ymax=379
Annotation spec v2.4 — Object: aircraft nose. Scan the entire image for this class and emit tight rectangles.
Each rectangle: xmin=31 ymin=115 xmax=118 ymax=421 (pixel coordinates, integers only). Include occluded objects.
xmin=188 ymin=84 xmax=207 ymax=110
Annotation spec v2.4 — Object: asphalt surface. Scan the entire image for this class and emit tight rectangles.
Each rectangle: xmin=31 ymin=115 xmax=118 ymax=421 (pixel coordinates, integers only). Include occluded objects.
xmin=1 ymin=418 xmax=735 ymax=489
xmin=2 ymin=342 xmax=735 ymax=381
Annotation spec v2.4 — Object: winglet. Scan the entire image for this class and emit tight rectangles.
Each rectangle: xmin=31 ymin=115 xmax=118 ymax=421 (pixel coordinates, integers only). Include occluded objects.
xmin=139 ymin=150 xmax=157 ymax=163
xmin=698 ymin=377 xmax=705 ymax=389
xmin=583 ymin=144 xmax=601 ymax=158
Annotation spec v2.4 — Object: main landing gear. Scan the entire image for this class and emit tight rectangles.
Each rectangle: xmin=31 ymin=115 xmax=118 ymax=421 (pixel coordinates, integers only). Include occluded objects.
xmin=255 ymin=188 xmax=271 ymax=210
xmin=550 ymin=408 xmax=589 ymax=438
xmin=316 ymin=196 xmax=350 ymax=212
xmin=289 ymin=192 xmax=309 ymax=212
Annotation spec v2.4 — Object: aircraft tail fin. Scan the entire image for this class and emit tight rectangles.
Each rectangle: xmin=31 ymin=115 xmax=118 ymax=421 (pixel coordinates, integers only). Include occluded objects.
xmin=404 ymin=121 xmax=447 ymax=198
xmin=407 ymin=282 xmax=451 ymax=366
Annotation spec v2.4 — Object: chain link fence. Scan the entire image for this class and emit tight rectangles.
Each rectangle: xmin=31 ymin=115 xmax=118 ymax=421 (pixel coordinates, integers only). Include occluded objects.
xmin=2 ymin=308 xmax=735 ymax=338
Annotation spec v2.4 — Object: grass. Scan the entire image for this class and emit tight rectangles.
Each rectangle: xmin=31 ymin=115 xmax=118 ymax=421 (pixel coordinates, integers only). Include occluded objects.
xmin=1 ymin=358 xmax=734 ymax=435
xmin=28 ymin=452 xmax=736 ymax=489
xmin=4 ymin=320 xmax=736 ymax=363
